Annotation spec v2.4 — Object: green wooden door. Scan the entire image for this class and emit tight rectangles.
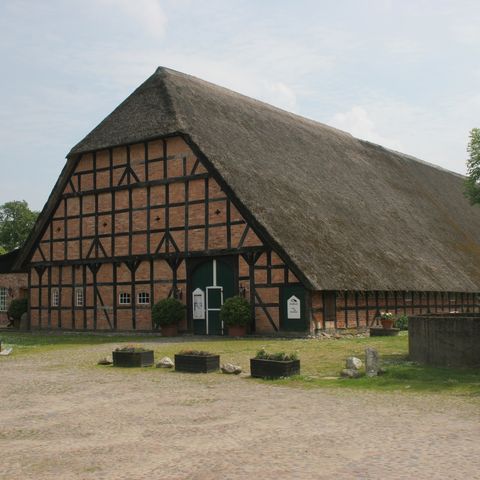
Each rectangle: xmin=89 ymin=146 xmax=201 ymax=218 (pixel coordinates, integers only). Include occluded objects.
xmin=191 ymin=258 xmax=235 ymax=335
xmin=280 ymin=285 xmax=308 ymax=332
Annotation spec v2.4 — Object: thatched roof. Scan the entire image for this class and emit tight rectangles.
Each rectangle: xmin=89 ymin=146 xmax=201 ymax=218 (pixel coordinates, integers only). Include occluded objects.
xmin=19 ymin=67 xmax=480 ymax=291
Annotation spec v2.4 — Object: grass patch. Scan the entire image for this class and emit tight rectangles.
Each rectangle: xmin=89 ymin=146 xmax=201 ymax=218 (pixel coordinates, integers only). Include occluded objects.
xmin=2 ymin=332 xmax=479 ymax=396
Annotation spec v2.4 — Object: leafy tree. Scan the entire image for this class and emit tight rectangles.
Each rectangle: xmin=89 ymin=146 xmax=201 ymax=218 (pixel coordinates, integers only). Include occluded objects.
xmin=0 ymin=201 xmax=38 ymax=252
xmin=0 ymin=246 xmax=6 ymax=255
xmin=464 ymin=128 xmax=480 ymax=205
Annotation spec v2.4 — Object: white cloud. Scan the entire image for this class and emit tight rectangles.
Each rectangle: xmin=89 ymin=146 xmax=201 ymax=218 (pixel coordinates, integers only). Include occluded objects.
xmin=329 ymin=106 xmax=403 ymax=151
xmin=450 ymin=23 xmax=480 ymax=45
xmin=98 ymin=0 xmax=167 ymax=38
xmin=263 ymin=82 xmax=297 ymax=112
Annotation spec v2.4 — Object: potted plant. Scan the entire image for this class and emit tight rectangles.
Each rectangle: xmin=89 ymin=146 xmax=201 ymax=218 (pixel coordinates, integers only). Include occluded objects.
xmin=7 ymin=298 xmax=28 ymax=329
xmin=112 ymin=346 xmax=154 ymax=367
xmin=152 ymin=297 xmax=185 ymax=336
xmin=174 ymin=349 xmax=220 ymax=373
xmin=250 ymin=348 xmax=300 ymax=379
xmin=220 ymin=296 xmax=250 ymax=337
xmin=380 ymin=312 xmax=395 ymax=330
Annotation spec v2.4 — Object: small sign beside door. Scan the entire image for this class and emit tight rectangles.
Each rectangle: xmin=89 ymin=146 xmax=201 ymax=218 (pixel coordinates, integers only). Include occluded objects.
xmin=287 ymin=295 xmax=301 ymax=319
xmin=192 ymin=288 xmax=205 ymax=319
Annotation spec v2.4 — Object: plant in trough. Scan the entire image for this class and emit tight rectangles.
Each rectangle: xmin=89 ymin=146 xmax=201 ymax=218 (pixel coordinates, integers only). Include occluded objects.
xmin=177 ymin=349 xmax=214 ymax=356
xmin=115 ymin=345 xmax=149 ymax=353
xmin=152 ymin=297 xmax=185 ymax=329
xmin=255 ymin=348 xmax=298 ymax=362
xmin=220 ymin=296 xmax=250 ymax=326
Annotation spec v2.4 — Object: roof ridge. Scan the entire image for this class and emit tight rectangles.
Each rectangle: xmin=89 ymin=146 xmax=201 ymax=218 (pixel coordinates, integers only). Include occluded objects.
xmin=157 ymin=66 xmax=353 ymax=141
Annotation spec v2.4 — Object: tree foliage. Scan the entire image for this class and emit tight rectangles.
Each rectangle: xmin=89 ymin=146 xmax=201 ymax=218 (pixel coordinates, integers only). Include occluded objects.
xmin=464 ymin=128 xmax=480 ymax=205
xmin=0 ymin=201 xmax=38 ymax=252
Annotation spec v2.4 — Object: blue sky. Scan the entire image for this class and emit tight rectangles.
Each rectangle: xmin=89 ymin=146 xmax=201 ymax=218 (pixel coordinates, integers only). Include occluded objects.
xmin=1 ymin=0 xmax=479 ymax=210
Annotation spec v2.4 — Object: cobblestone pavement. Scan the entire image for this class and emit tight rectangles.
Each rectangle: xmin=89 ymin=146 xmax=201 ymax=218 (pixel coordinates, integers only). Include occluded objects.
xmin=1 ymin=345 xmax=479 ymax=480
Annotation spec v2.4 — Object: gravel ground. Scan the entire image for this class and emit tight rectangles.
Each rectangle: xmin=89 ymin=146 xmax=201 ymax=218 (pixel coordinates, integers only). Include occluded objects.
xmin=1 ymin=343 xmax=479 ymax=480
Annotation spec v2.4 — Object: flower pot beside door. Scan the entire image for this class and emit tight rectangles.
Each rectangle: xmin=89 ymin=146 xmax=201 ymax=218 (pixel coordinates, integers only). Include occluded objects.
xmin=220 ymin=296 xmax=250 ymax=337
xmin=152 ymin=298 xmax=185 ymax=336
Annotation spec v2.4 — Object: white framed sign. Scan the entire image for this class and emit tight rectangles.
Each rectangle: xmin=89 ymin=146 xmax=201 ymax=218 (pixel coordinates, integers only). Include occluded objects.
xmin=192 ymin=288 xmax=205 ymax=320
xmin=287 ymin=295 xmax=301 ymax=319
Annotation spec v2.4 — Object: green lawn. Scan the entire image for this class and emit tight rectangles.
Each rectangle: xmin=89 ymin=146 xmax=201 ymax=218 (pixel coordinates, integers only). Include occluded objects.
xmin=1 ymin=331 xmax=479 ymax=397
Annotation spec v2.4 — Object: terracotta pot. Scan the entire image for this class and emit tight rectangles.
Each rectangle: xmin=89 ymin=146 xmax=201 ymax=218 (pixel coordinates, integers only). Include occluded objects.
xmin=161 ymin=323 xmax=178 ymax=337
xmin=380 ymin=318 xmax=394 ymax=330
xmin=228 ymin=324 xmax=247 ymax=337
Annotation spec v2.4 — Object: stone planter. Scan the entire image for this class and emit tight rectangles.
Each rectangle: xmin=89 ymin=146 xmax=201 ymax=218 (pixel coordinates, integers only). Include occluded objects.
xmin=174 ymin=354 xmax=220 ymax=373
xmin=250 ymin=358 xmax=300 ymax=379
xmin=112 ymin=350 xmax=154 ymax=367
xmin=161 ymin=323 xmax=178 ymax=337
xmin=227 ymin=324 xmax=247 ymax=337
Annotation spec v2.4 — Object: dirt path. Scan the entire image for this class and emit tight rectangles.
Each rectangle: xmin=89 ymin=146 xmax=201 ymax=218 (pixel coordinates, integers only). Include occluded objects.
xmin=1 ymin=344 xmax=479 ymax=480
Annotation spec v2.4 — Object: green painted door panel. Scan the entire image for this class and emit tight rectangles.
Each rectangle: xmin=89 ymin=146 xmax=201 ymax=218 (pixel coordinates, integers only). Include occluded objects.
xmin=280 ymin=285 xmax=308 ymax=332
xmin=191 ymin=261 xmax=213 ymax=335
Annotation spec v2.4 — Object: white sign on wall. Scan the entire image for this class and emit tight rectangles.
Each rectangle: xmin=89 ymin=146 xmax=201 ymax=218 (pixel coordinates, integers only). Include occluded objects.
xmin=287 ymin=295 xmax=301 ymax=319
xmin=192 ymin=288 xmax=205 ymax=320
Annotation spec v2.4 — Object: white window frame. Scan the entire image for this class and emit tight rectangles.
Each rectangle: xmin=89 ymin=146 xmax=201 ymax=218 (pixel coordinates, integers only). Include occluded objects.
xmin=119 ymin=292 xmax=131 ymax=305
xmin=0 ymin=287 xmax=7 ymax=312
xmin=75 ymin=287 xmax=84 ymax=307
xmin=137 ymin=292 xmax=150 ymax=305
xmin=52 ymin=288 xmax=60 ymax=307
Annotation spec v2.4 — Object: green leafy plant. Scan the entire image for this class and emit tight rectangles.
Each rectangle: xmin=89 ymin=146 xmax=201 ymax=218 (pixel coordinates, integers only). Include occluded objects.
xmin=395 ymin=314 xmax=409 ymax=330
xmin=152 ymin=298 xmax=185 ymax=328
xmin=220 ymin=296 xmax=250 ymax=326
xmin=380 ymin=312 xmax=394 ymax=320
xmin=177 ymin=349 xmax=214 ymax=356
xmin=115 ymin=345 xmax=149 ymax=353
xmin=255 ymin=348 xmax=298 ymax=362
xmin=7 ymin=298 xmax=28 ymax=321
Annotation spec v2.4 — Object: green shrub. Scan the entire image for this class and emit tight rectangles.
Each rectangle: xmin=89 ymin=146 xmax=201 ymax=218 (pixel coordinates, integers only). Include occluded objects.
xmin=7 ymin=298 xmax=28 ymax=321
xmin=395 ymin=314 xmax=409 ymax=330
xmin=255 ymin=348 xmax=298 ymax=361
xmin=220 ymin=296 xmax=250 ymax=326
xmin=152 ymin=298 xmax=185 ymax=328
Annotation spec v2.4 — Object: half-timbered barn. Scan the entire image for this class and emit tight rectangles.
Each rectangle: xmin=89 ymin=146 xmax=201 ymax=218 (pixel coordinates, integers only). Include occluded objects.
xmin=13 ymin=67 xmax=480 ymax=334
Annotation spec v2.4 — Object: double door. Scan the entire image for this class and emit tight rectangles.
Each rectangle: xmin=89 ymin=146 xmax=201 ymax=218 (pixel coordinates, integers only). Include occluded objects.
xmin=191 ymin=258 xmax=235 ymax=335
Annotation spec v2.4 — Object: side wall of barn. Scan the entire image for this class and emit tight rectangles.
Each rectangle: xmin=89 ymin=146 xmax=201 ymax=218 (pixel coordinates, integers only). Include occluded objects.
xmin=311 ymin=290 xmax=480 ymax=330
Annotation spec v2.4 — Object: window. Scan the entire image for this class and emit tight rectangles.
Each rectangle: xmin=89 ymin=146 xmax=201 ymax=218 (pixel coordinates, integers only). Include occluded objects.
xmin=0 ymin=288 xmax=7 ymax=312
xmin=52 ymin=288 xmax=60 ymax=307
xmin=75 ymin=288 xmax=84 ymax=307
xmin=137 ymin=292 xmax=150 ymax=305
xmin=119 ymin=292 xmax=131 ymax=305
